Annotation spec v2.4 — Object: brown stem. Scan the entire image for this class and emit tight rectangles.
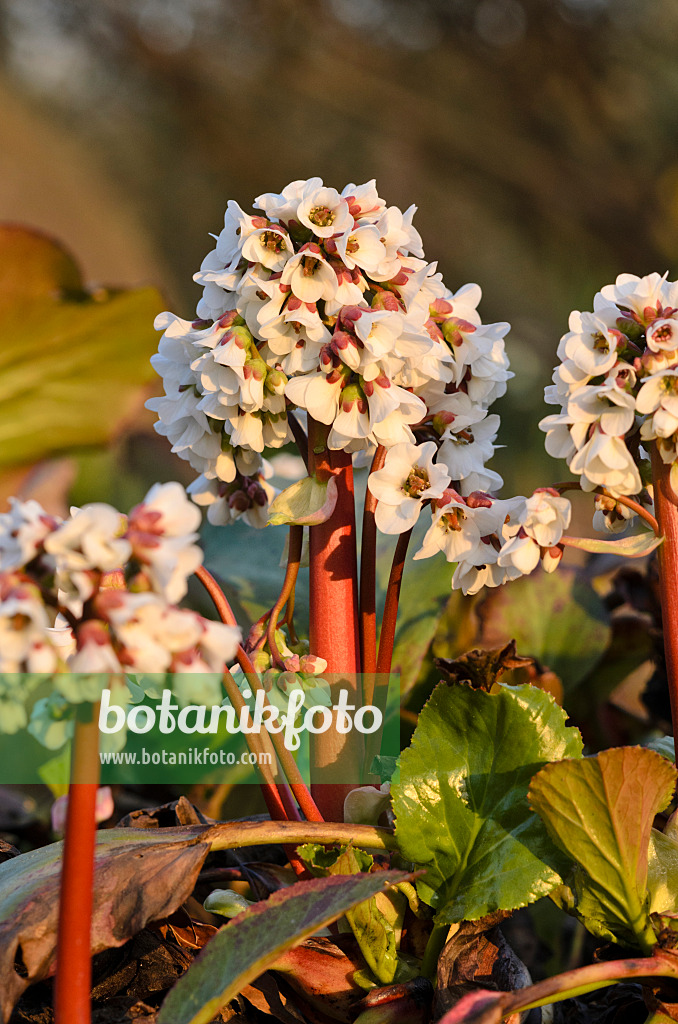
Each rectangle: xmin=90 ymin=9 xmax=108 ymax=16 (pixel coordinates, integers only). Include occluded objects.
xmin=194 ymin=565 xmax=239 ymax=625
xmin=287 ymin=411 xmax=310 ymax=472
xmin=54 ymin=705 xmax=101 ymax=1024
xmin=308 ymin=418 xmax=362 ymax=822
xmin=376 ymin=529 xmax=413 ymax=676
xmin=266 ymin=525 xmax=303 ymax=668
xmin=650 ymin=445 xmax=678 ymax=741
xmin=221 ymin=671 xmax=308 ymax=874
xmin=227 ymin=650 xmax=324 ymax=823
xmin=553 ymin=481 xmax=659 ymax=535
xmin=360 ymin=444 xmax=386 ymax=686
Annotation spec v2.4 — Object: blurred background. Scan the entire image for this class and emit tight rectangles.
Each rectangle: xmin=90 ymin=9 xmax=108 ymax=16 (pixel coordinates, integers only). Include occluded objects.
xmin=2 ymin=0 xmax=678 ymax=501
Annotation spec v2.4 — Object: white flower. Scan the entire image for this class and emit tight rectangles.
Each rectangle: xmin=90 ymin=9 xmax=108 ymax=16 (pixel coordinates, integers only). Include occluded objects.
xmin=567 ymin=381 xmax=636 ymax=437
xmin=280 ymin=243 xmax=337 ymax=303
xmin=334 ymin=224 xmax=386 ymax=275
xmin=0 ymin=582 xmax=57 ymax=672
xmin=126 ymin=482 xmax=203 ymax=604
xmin=44 ymin=504 xmax=131 ymax=573
xmin=368 ymin=441 xmax=450 ymax=534
xmin=413 ymin=492 xmax=504 ymax=563
xmin=68 ymin=620 xmax=122 ymax=674
xmin=519 ymin=489 xmax=571 ymax=547
xmin=451 ymin=558 xmax=520 ymax=596
xmin=296 ymin=183 xmax=353 ymax=238
xmin=646 ymin=318 xmax=678 ymax=354
xmin=240 ymin=225 xmax=293 ymax=272
xmin=0 ymin=498 xmax=59 ymax=572
xmin=598 ymin=272 xmax=678 ymax=319
xmin=438 ymin=414 xmax=499 ymax=483
xmin=593 ymin=493 xmax=636 ymax=534
xmin=568 ymin=429 xmax=642 ymax=494
xmin=557 ymin=310 xmax=623 ymax=376
xmin=636 ymin=369 xmax=678 ymax=440
xmin=497 ymin=533 xmax=541 ymax=575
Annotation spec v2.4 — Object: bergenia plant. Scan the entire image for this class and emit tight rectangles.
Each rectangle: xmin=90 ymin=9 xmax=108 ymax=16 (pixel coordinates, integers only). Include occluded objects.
xmin=4 ymin=181 xmax=678 ymax=1024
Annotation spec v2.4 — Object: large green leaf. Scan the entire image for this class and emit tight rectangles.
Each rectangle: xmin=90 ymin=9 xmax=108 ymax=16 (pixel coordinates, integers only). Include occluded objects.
xmin=477 ymin=569 xmax=610 ymax=693
xmin=156 ymin=869 xmax=410 ymax=1024
xmin=392 ymin=681 xmax=582 ymax=923
xmin=0 ymin=225 xmax=162 ymax=469
xmin=529 ymin=747 xmax=677 ymax=951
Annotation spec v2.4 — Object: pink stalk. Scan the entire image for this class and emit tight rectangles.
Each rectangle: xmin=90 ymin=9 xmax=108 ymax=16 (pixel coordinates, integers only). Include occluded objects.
xmin=650 ymin=444 xmax=678 ymax=740
xmin=308 ymin=417 xmax=362 ymax=822
xmin=54 ymin=709 xmax=100 ymax=1024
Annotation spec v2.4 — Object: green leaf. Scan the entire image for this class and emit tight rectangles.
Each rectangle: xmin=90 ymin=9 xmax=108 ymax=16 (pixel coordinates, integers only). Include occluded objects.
xmin=529 ymin=747 xmax=677 ymax=951
xmin=392 ymin=682 xmax=582 ymax=923
xmin=369 ymin=755 xmax=399 ymax=784
xmin=648 ymin=828 xmax=678 ymax=917
xmin=0 ymin=225 xmax=163 ymax=470
xmin=296 ymin=843 xmax=405 ymax=985
xmin=156 ymin=870 xmax=410 ymax=1024
xmin=477 ymin=569 xmax=611 ymax=693
xmin=267 ymin=474 xmax=337 ymax=525
xmin=562 ymin=531 xmax=663 ymax=558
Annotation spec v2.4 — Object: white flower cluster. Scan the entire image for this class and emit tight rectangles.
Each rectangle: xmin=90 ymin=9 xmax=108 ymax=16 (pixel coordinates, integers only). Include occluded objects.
xmin=368 ymin=443 xmax=571 ymax=593
xmin=0 ymin=482 xmax=240 ymax=687
xmin=540 ymin=272 xmax=678 ymax=531
xmin=148 ymin=178 xmax=513 ymax=526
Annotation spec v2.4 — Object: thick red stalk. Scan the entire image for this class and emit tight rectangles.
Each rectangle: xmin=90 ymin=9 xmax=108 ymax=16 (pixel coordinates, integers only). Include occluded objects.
xmin=308 ymin=418 xmax=362 ymax=822
xmin=54 ymin=709 xmax=100 ymax=1024
xmin=651 ymin=445 xmax=678 ymax=740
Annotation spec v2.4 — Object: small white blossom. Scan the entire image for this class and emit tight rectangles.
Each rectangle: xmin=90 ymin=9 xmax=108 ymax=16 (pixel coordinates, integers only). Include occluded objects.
xmin=368 ymin=441 xmax=450 ymax=534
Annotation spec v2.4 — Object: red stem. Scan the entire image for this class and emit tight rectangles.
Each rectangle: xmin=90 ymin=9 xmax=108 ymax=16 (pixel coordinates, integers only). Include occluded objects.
xmin=553 ymin=481 xmax=659 ymax=535
xmin=376 ymin=529 xmax=413 ymax=676
xmin=360 ymin=445 xmax=386 ymax=679
xmin=54 ymin=709 xmax=100 ymax=1024
xmin=650 ymin=445 xmax=678 ymax=740
xmin=308 ymin=418 xmax=362 ymax=822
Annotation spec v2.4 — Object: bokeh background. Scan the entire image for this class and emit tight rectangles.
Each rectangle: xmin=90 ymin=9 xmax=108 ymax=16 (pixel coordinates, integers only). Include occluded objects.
xmin=2 ymin=0 xmax=678 ymax=503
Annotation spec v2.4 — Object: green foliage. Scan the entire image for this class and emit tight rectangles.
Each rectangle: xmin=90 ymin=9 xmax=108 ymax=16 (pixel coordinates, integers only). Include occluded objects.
xmin=529 ymin=747 xmax=677 ymax=952
xmin=477 ymin=569 xmax=610 ymax=692
xmin=297 ymin=843 xmax=407 ymax=985
xmin=392 ymin=681 xmax=582 ymax=923
xmin=156 ymin=870 xmax=410 ymax=1024
xmin=0 ymin=224 xmax=162 ymax=471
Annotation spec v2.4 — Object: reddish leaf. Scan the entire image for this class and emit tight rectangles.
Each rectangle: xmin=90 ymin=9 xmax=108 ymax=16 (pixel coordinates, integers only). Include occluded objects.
xmin=0 ymin=826 xmax=210 ymax=1021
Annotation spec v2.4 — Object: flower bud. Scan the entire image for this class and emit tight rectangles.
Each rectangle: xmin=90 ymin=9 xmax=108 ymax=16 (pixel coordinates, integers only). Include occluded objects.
xmin=299 ymin=654 xmax=328 ymax=675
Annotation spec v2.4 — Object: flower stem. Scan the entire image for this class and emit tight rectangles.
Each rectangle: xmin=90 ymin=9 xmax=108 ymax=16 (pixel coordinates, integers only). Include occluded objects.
xmin=221 ymin=668 xmax=308 ymax=876
xmin=266 ymin=525 xmax=303 ymax=668
xmin=650 ymin=445 xmax=678 ymax=739
xmin=54 ymin=705 xmax=100 ymax=1024
xmin=376 ymin=528 xmax=413 ymax=676
xmin=553 ymin=481 xmax=660 ymax=535
xmin=308 ymin=417 xmax=362 ymax=822
xmin=360 ymin=444 xmax=386 ymax=686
